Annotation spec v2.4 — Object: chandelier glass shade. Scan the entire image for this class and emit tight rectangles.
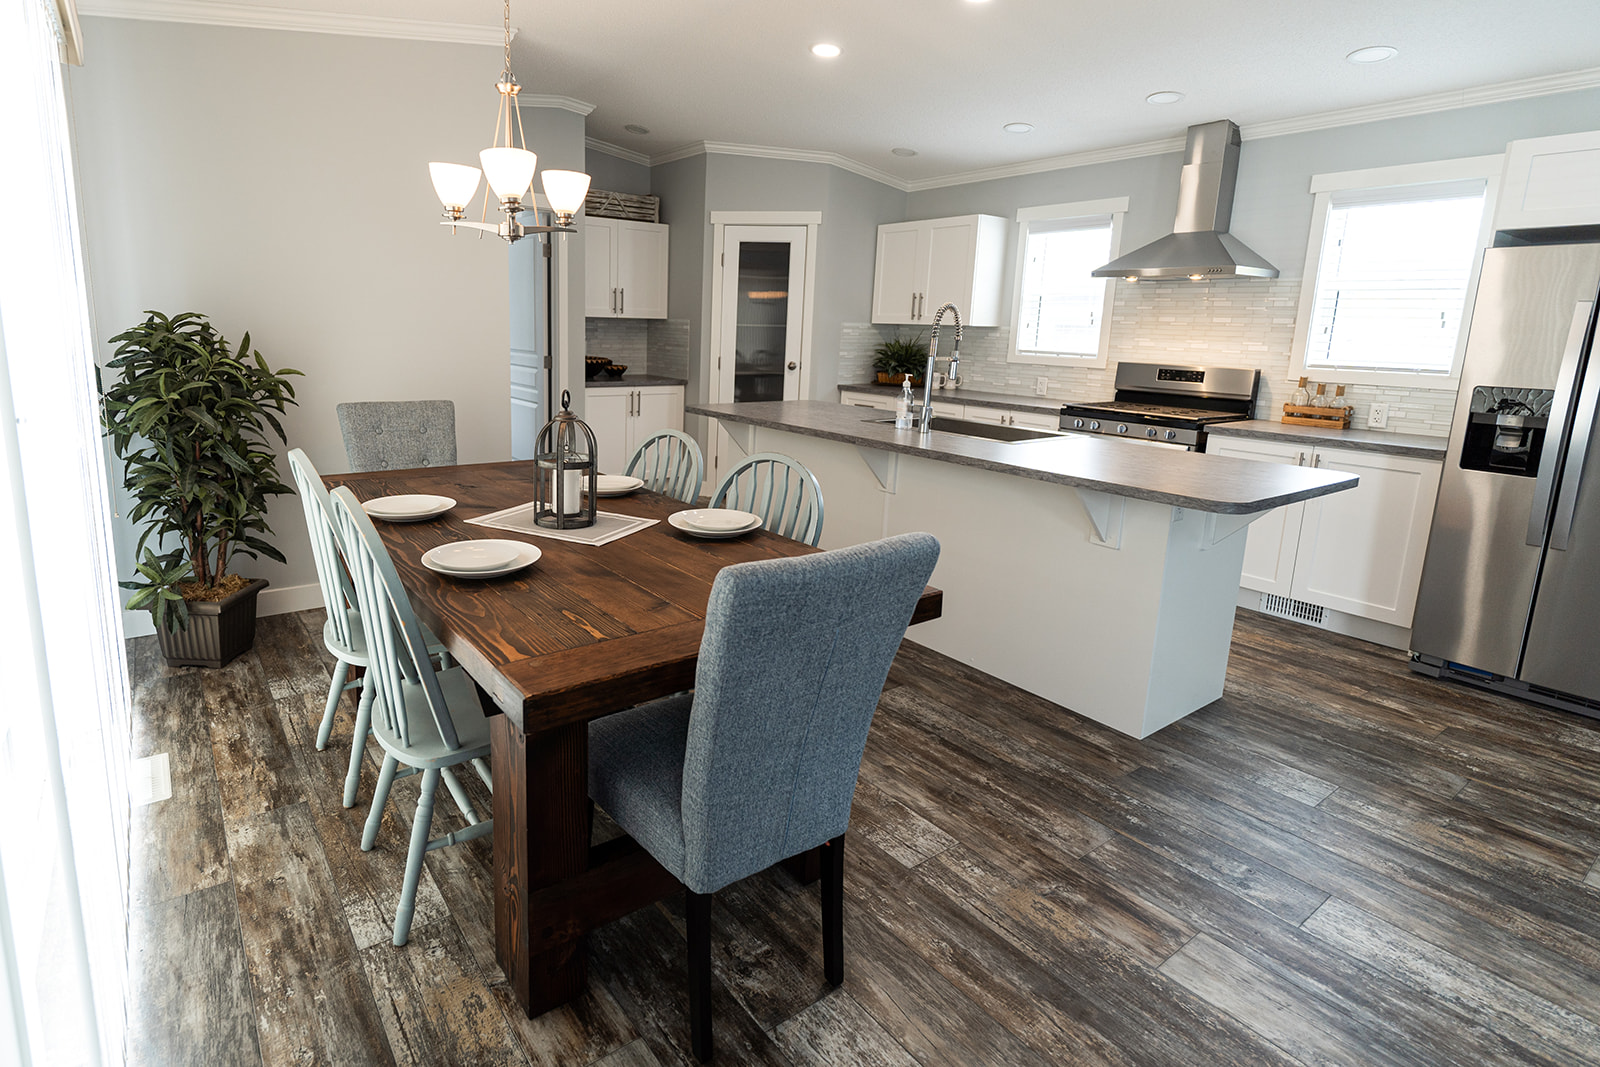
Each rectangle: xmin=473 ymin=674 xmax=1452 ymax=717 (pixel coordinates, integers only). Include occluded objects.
xmin=428 ymin=0 xmax=590 ymax=243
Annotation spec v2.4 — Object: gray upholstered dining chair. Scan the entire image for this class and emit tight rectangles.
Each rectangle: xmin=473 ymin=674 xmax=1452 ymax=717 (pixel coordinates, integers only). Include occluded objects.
xmin=708 ymin=451 xmax=824 ymax=546
xmin=327 ymin=486 xmax=494 ymax=947
xmin=587 ymin=532 xmax=940 ymax=1061
xmin=625 ymin=428 xmax=704 ymax=503
xmin=286 ymin=448 xmax=451 ymax=808
xmin=336 ymin=399 xmax=457 ymax=472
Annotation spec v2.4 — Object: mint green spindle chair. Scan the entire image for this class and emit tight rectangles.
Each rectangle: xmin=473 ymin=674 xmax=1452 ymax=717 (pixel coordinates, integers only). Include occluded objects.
xmin=709 ymin=452 xmax=825 ymax=546
xmin=328 ymin=486 xmax=493 ymax=946
xmin=287 ymin=449 xmax=452 ymax=809
xmin=625 ymin=428 xmax=704 ymax=503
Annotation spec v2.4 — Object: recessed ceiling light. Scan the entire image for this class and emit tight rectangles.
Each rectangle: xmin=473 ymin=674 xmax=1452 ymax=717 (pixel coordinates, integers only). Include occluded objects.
xmin=811 ymin=43 xmax=841 ymax=58
xmin=891 ymin=147 xmax=918 ymax=157
xmin=1145 ymin=91 xmax=1185 ymax=105
xmin=1346 ymin=45 xmax=1398 ymax=64
xmin=964 ymin=0 xmax=993 ymax=4
xmin=1003 ymin=122 xmax=1034 ymax=134
xmin=624 ymin=124 xmax=650 ymax=136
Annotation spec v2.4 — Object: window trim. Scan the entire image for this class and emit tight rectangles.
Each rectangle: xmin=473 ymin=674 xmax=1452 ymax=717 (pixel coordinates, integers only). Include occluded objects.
xmin=1008 ymin=197 xmax=1128 ymax=369
xmin=1289 ymin=154 xmax=1503 ymax=388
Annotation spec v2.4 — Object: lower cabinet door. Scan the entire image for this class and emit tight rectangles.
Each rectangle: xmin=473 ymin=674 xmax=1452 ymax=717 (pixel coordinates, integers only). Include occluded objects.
xmin=585 ymin=389 xmax=631 ymax=473
xmin=959 ymin=404 xmax=1008 ymax=426
xmin=1289 ymin=447 xmax=1443 ymax=628
xmin=1010 ymin=408 xmax=1061 ymax=431
xmin=632 ymin=387 xmax=683 ymax=444
xmin=1206 ymin=437 xmax=1309 ymax=597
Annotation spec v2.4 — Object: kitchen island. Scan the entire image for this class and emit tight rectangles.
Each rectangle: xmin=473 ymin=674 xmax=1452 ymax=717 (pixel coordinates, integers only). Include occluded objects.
xmin=690 ymin=400 xmax=1356 ymax=737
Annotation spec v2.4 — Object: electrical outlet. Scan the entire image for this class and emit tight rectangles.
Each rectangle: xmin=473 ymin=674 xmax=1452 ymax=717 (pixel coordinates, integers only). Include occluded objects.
xmin=1034 ymin=377 xmax=1050 ymax=396
xmin=1367 ymin=403 xmax=1389 ymax=429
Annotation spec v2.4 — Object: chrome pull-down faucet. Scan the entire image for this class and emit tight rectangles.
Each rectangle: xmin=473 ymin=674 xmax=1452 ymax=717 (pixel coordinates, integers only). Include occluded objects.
xmin=918 ymin=303 xmax=963 ymax=435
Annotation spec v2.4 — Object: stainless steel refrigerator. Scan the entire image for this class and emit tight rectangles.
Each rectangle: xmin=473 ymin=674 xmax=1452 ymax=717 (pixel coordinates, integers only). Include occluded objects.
xmin=1412 ymin=239 xmax=1600 ymax=715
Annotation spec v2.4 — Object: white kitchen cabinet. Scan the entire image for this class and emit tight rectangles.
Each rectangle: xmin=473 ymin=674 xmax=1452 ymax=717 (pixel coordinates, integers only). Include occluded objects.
xmin=1495 ymin=129 xmax=1600 ymax=232
xmin=962 ymin=403 xmax=1060 ymax=430
xmin=839 ymin=389 xmax=898 ymax=411
xmin=1209 ymin=436 xmax=1442 ymax=628
xmin=871 ymin=215 xmax=1007 ymax=327
xmin=585 ymin=385 xmax=683 ymax=472
xmin=585 ymin=218 xmax=669 ymax=319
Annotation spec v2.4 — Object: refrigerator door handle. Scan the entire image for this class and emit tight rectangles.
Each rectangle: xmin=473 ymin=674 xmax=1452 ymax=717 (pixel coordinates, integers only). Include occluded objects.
xmin=1527 ymin=302 xmax=1594 ymax=547
xmin=1549 ymin=302 xmax=1600 ymax=551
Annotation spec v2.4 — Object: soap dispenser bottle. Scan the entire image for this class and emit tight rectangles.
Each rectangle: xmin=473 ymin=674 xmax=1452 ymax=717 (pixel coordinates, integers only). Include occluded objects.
xmin=895 ymin=379 xmax=915 ymax=429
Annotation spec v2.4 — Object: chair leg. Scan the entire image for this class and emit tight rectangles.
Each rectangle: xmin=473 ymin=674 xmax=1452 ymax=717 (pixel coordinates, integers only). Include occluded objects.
xmin=343 ymin=674 xmax=376 ymax=808
xmin=821 ymin=835 xmax=844 ymax=987
xmin=362 ymin=754 xmax=399 ymax=852
xmin=393 ymin=767 xmax=440 ymax=947
xmin=316 ymin=659 xmax=350 ymax=751
xmin=687 ymin=889 xmax=713 ymax=1063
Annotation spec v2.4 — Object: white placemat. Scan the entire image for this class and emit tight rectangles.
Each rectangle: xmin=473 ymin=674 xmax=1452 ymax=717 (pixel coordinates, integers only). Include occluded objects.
xmin=466 ymin=502 xmax=659 ymax=546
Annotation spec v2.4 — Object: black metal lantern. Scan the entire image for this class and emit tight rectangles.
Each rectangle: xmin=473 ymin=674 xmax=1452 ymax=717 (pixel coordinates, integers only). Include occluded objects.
xmin=534 ymin=389 xmax=598 ymax=529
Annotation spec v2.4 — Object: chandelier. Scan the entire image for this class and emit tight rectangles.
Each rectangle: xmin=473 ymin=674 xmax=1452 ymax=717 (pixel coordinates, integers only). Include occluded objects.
xmin=427 ymin=0 xmax=590 ymax=243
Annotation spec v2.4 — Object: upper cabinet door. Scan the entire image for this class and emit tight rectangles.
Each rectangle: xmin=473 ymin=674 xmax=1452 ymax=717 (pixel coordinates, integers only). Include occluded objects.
xmin=871 ymin=222 xmax=924 ymax=325
xmin=1496 ymin=129 xmax=1600 ymax=232
xmin=584 ymin=217 xmax=618 ymax=317
xmin=616 ymin=221 xmax=670 ymax=319
xmin=923 ymin=217 xmax=981 ymax=320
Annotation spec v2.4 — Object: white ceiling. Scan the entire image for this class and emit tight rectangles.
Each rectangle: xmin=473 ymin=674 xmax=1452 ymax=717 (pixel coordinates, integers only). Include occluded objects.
xmin=84 ymin=0 xmax=1600 ymax=184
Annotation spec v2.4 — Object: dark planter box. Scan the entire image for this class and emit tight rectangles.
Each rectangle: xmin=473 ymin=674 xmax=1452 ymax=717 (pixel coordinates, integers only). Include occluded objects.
xmin=155 ymin=578 xmax=269 ymax=668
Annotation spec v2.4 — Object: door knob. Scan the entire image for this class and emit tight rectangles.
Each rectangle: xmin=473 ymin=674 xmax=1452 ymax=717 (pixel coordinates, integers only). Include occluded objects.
xmin=787 ymin=361 xmax=797 ymax=370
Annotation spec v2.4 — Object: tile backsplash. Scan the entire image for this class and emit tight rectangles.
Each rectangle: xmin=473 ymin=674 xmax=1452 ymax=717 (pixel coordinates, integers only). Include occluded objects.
xmin=836 ymin=278 xmax=1458 ymax=437
xmin=585 ymin=317 xmax=691 ymax=380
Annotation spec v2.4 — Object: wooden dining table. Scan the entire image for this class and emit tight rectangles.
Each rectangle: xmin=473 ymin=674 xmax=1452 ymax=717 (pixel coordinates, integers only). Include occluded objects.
xmin=328 ymin=459 xmax=943 ymax=1017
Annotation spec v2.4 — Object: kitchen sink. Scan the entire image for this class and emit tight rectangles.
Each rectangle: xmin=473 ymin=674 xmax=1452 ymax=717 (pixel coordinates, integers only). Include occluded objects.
xmin=864 ymin=415 xmax=1064 ymax=443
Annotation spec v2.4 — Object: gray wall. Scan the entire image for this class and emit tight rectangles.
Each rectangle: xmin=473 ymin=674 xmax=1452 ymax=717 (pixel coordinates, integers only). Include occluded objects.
xmin=586 ymin=148 xmax=653 ymax=196
xmin=70 ymin=18 xmax=514 ymax=633
xmin=651 ymin=154 xmax=709 ymax=434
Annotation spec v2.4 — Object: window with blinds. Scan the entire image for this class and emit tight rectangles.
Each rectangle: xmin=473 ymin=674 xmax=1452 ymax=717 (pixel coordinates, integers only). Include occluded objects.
xmin=1008 ymin=198 xmax=1126 ymax=368
xmin=1303 ymin=183 xmax=1488 ymax=375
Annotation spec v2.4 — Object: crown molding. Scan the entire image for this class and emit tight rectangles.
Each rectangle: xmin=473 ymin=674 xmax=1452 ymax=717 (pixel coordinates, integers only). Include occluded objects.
xmin=903 ymin=136 xmax=1187 ymax=193
xmin=75 ymin=0 xmax=505 ymax=46
xmin=586 ymin=138 xmax=651 ymax=167
xmin=1239 ymin=65 xmax=1600 ymax=142
xmin=516 ymin=94 xmax=595 ymax=117
xmin=649 ymin=140 xmax=908 ymax=189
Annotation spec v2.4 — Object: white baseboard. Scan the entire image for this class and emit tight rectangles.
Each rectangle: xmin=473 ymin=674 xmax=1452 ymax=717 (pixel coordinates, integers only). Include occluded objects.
xmin=121 ymin=582 xmax=324 ymax=642
xmin=1235 ymin=588 xmax=1412 ymax=650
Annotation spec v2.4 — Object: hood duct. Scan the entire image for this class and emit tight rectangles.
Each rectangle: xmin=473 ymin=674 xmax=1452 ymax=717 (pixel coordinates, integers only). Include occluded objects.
xmin=1092 ymin=119 xmax=1278 ymax=280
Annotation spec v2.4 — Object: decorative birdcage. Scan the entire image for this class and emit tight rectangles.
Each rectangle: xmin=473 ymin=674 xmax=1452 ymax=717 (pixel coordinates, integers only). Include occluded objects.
xmin=533 ymin=389 xmax=598 ymax=529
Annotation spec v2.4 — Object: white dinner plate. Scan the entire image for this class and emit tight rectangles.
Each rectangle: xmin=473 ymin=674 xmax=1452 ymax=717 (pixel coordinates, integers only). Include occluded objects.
xmin=421 ymin=539 xmax=542 ymax=579
xmin=595 ymin=474 xmax=645 ymax=497
xmin=363 ymin=494 xmax=456 ymax=522
xmin=424 ymin=540 xmax=520 ymax=573
xmin=668 ymin=510 xmax=763 ymax=539
xmin=676 ymin=508 xmax=760 ymax=532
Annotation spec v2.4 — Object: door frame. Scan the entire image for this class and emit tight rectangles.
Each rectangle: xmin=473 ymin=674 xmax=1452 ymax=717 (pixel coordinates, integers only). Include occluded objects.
xmin=705 ymin=211 xmax=820 ymax=480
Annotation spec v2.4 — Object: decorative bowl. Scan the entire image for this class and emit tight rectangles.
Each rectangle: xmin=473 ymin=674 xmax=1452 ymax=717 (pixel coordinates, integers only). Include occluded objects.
xmin=603 ymin=364 xmax=628 ymax=379
xmin=584 ymin=357 xmax=610 ymax=381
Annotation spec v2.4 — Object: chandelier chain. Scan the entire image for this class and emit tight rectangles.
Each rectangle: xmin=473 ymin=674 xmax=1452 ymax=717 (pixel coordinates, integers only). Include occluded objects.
xmin=503 ymin=0 xmax=512 ymax=77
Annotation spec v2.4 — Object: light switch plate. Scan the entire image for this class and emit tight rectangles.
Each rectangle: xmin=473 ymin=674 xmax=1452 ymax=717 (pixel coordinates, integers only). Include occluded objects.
xmin=1034 ymin=377 xmax=1050 ymax=396
xmin=1367 ymin=403 xmax=1389 ymax=428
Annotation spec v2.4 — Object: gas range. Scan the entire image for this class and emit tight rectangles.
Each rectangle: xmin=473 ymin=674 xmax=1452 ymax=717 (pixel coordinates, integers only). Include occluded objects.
xmin=1058 ymin=363 xmax=1259 ymax=451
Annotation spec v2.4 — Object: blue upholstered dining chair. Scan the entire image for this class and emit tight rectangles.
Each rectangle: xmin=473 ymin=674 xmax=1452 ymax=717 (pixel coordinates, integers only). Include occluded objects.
xmin=287 ymin=448 xmax=452 ymax=808
xmin=327 ymin=486 xmax=495 ymax=947
xmin=336 ymin=399 xmax=457 ymax=472
xmin=625 ymin=428 xmax=704 ymax=503
xmin=708 ymin=452 xmax=824 ymax=546
xmin=587 ymin=532 xmax=939 ymax=1061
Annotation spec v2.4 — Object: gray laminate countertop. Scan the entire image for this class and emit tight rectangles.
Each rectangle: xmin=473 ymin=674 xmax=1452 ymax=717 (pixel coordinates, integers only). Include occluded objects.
xmin=584 ymin=376 xmax=687 ymax=389
xmin=838 ymin=382 xmax=1063 ymax=414
xmin=689 ymin=401 xmax=1356 ymax=514
xmin=1207 ymin=419 xmax=1447 ymax=459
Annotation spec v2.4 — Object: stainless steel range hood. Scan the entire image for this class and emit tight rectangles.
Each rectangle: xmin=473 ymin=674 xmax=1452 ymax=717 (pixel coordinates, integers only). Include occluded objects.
xmin=1092 ymin=119 xmax=1278 ymax=280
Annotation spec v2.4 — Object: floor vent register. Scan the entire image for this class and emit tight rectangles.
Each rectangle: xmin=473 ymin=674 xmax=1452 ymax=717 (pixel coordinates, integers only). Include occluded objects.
xmin=1260 ymin=593 xmax=1325 ymax=625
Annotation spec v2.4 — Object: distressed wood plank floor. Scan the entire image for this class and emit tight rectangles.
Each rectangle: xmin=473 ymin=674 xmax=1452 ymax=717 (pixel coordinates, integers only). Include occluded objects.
xmin=125 ymin=608 xmax=1600 ymax=1066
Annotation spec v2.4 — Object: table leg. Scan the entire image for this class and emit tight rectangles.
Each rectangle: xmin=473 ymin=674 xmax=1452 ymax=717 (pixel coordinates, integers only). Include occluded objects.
xmin=492 ymin=715 xmax=590 ymax=1015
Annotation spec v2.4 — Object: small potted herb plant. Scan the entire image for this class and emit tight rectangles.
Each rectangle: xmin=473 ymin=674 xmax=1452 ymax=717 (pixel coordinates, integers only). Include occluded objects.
xmin=872 ymin=331 xmax=929 ymax=386
xmin=100 ymin=311 xmax=301 ymax=667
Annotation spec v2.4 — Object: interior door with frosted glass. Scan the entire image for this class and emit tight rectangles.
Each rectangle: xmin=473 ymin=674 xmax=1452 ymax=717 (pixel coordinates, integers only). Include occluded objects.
xmin=712 ymin=226 xmax=808 ymax=475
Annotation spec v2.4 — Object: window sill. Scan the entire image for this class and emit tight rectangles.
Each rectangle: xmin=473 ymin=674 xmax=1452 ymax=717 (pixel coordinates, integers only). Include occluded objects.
xmin=1289 ymin=366 xmax=1461 ymax=390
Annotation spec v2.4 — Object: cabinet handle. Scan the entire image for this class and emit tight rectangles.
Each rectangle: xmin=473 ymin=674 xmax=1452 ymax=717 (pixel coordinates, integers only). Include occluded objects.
xmin=1313 ymin=454 xmax=1323 ymax=467
xmin=611 ymin=287 xmax=617 ymax=314
xmin=917 ymin=293 xmax=924 ymax=319
xmin=620 ymin=288 xmax=625 ymax=315
xmin=910 ymin=292 xmax=917 ymax=320
xmin=1296 ymin=452 xmax=1307 ymax=465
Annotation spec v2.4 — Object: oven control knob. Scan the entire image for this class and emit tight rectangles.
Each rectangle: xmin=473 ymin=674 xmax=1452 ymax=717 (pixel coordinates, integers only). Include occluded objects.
xmin=1146 ymin=427 xmax=1158 ymax=438
xmin=1088 ymin=420 xmax=1100 ymax=431
xmin=1073 ymin=418 xmax=1084 ymax=429
xmin=1116 ymin=423 xmax=1128 ymax=434
xmin=1164 ymin=430 xmax=1178 ymax=441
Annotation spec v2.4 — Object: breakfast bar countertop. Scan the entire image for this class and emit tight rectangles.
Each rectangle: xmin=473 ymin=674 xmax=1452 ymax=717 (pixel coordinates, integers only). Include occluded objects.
xmin=690 ymin=400 xmax=1356 ymax=515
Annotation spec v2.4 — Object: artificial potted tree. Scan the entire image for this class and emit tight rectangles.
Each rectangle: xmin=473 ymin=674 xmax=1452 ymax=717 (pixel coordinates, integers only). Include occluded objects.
xmin=100 ymin=311 xmax=301 ymax=667
xmin=872 ymin=331 xmax=929 ymax=386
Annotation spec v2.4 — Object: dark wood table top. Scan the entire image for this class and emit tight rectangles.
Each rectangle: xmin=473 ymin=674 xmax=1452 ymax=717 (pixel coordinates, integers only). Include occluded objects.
xmin=328 ymin=460 xmax=943 ymax=734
